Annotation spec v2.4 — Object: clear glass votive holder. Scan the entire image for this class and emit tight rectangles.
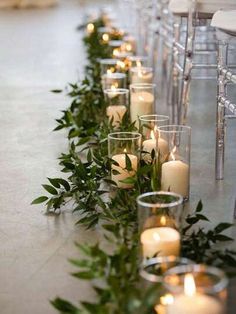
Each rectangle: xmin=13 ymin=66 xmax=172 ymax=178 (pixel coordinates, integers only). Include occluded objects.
xmin=130 ymin=66 xmax=153 ymax=84
xmin=140 ymin=257 xmax=193 ymax=314
xmin=113 ymin=50 xmax=133 ymax=61
xmin=108 ymin=132 xmax=141 ymax=189
xmin=163 ymin=264 xmax=228 ymax=314
xmin=137 ymin=191 xmax=183 ymax=260
xmin=99 ymin=58 xmax=119 ymax=75
xmin=104 ymin=88 xmax=129 ymax=127
xmin=139 ymin=115 xmax=169 ymax=162
xmin=97 ymin=26 xmax=113 ymax=43
xmin=157 ymin=125 xmax=191 ymax=201
xmin=127 ymin=55 xmax=149 ymax=69
xmin=122 ymin=35 xmax=137 ymax=54
xmin=102 ymin=72 xmax=127 ymax=90
xmin=130 ymin=83 xmax=156 ymax=128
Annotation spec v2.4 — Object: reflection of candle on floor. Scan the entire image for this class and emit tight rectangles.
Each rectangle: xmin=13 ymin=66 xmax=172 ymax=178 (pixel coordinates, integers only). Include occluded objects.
xmin=130 ymin=92 xmax=154 ymax=127
xmin=161 ymin=147 xmax=189 ymax=198
xmin=167 ymin=274 xmax=223 ymax=314
xmin=140 ymin=227 xmax=180 ymax=259
xmin=111 ymin=150 xmax=137 ymax=189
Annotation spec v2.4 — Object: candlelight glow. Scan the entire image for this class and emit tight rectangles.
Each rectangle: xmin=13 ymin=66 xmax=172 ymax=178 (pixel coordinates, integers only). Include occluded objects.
xmin=111 ymin=84 xmax=118 ymax=91
xmin=124 ymin=148 xmax=127 ymax=153
xmin=160 ymin=215 xmax=167 ymax=226
xmin=138 ymin=95 xmax=144 ymax=101
xmin=184 ymin=273 xmax=196 ymax=297
xmin=113 ymin=48 xmax=120 ymax=57
xmin=153 ymin=232 xmax=161 ymax=241
xmin=107 ymin=69 xmax=113 ymax=75
xmin=160 ymin=293 xmax=174 ymax=305
xmin=87 ymin=23 xmax=94 ymax=34
xmin=137 ymin=70 xmax=143 ymax=78
xmin=125 ymin=43 xmax=132 ymax=52
xmin=102 ymin=33 xmax=109 ymax=42
xmin=170 ymin=146 xmax=177 ymax=161
xmin=117 ymin=60 xmax=126 ymax=69
xmin=136 ymin=60 xmax=142 ymax=67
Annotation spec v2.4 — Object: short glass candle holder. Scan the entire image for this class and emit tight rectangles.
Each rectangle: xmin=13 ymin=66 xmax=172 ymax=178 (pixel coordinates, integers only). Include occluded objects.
xmin=163 ymin=264 xmax=228 ymax=314
xmin=140 ymin=257 xmax=193 ymax=314
xmin=104 ymin=88 xmax=129 ymax=127
xmin=130 ymin=83 xmax=156 ymax=128
xmin=97 ymin=26 xmax=113 ymax=43
xmin=122 ymin=35 xmax=137 ymax=54
xmin=99 ymin=58 xmax=119 ymax=75
xmin=137 ymin=191 xmax=183 ymax=260
xmin=102 ymin=72 xmax=127 ymax=90
xmin=108 ymin=132 xmax=141 ymax=189
xmin=157 ymin=125 xmax=191 ymax=201
xmin=130 ymin=66 xmax=153 ymax=84
xmin=127 ymin=55 xmax=149 ymax=68
xmin=113 ymin=50 xmax=133 ymax=61
xmin=139 ymin=114 xmax=169 ymax=162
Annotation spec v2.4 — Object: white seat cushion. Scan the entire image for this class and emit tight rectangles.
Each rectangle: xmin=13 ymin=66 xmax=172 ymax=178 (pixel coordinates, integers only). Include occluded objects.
xmin=211 ymin=10 xmax=236 ymax=33
xmin=169 ymin=0 xmax=236 ymax=15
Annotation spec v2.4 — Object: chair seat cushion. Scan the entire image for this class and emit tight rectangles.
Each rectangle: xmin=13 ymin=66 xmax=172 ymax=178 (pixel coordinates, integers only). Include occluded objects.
xmin=211 ymin=10 xmax=236 ymax=33
xmin=169 ymin=0 xmax=236 ymax=15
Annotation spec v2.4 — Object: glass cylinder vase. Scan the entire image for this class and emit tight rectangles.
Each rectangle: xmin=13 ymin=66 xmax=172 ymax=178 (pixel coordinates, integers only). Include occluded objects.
xmin=108 ymin=132 xmax=141 ymax=189
xmin=137 ymin=191 xmax=183 ymax=260
xmin=104 ymin=88 xmax=129 ymax=127
xmin=157 ymin=125 xmax=191 ymax=201
xmin=130 ymin=83 xmax=156 ymax=128
xmin=99 ymin=58 xmax=119 ymax=75
xmin=130 ymin=66 xmax=153 ymax=84
xmin=139 ymin=114 xmax=169 ymax=162
xmin=102 ymin=72 xmax=127 ymax=90
xmin=163 ymin=264 xmax=228 ymax=314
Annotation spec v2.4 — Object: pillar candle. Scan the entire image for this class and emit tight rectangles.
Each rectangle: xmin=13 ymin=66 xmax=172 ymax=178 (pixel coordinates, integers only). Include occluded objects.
xmin=130 ymin=92 xmax=154 ymax=127
xmin=140 ymin=227 xmax=180 ymax=259
xmin=131 ymin=70 xmax=153 ymax=84
xmin=161 ymin=160 xmax=189 ymax=198
xmin=111 ymin=153 xmax=137 ymax=189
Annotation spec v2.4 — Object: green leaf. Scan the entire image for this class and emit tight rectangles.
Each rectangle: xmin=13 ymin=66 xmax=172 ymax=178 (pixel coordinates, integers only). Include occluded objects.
xmin=31 ymin=196 xmax=48 ymax=205
xmin=51 ymin=89 xmax=62 ymax=93
xmin=51 ymin=298 xmax=81 ymax=313
xmin=42 ymin=184 xmax=58 ymax=195
xmin=47 ymin=178 xmax=60 ymax=188
xmin=196 ymin=200 xmax=203 ymax=212
xmin=125 ymin=153 xmax=132 ymax=171
xmin=215 ymin=223 xmax=233 ymax=234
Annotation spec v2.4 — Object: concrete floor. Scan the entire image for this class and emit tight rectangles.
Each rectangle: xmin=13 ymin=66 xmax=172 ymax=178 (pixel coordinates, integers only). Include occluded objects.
xmin=0 ymin=0 xmax=235 ymax=313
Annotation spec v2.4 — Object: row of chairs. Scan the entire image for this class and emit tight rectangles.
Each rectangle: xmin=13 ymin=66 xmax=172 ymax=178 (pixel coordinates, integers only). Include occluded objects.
xmin=134 ymin=0 xmax=236 ymax=180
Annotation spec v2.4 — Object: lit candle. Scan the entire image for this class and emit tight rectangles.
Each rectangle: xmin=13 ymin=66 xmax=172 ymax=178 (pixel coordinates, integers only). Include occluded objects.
xmin=155 ymin=294 xmax=174 ymax=314
xmin=130 ymin=92 xmax=154 ymax=127
xmin=140 ymin=227 xmax=180 ymax=259
xmin=143 ymin=127 xmax=169 ymax=161
xmin=131 ymin=68 xmax=153 ymax=84
xmin=167 ymin=274 xmax=224 ymax=314
xmin=102 ymin=33 xmax=109 ymax=43
xmin=107 ymin=106 xmax=127 ymax=127
xmin=111 ymin=150 xmax=138 ymax=189
xmin=161 ymin=147 xmax=189 ymax=198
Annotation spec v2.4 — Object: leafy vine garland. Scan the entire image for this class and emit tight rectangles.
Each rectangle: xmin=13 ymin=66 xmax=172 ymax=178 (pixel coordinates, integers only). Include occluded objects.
xmin=32 ymin=16 xmax=236 ymax=313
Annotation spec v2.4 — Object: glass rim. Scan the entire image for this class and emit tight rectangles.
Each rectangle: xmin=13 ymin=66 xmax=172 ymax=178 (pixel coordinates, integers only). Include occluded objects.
xmin=140 ymin=257 xmax=193 ymax=283
xmin=130 ymin=66 xmax=153 ymax=73
xmin=137 ymin=191 xmax=183 ymax=209
xmin=127 ymin=55 xmax=148 ymax=61
xmin=109 ymin=40 xmax=124 ymax=46
xmin=99 ymin=58 xmax=119 ymax=64
xmin=158 ymin=125 xmax=191 ymax=134
xmin=163 ymin=264 xmax=229 ymax=294
xmin=102 ymin=72 xmax=126 ymax=78
xmin=130 ymin=83 xmax=156 ymax=90
xmin=98 ymin=26 xmax=113 ymax=33
xmin=108 ymin=132 xmax=141 ymax=141
xmin=139 ymin=114 xmax=170 ymax=123
xmin=104 ymin=88 xmax=129 ymax=95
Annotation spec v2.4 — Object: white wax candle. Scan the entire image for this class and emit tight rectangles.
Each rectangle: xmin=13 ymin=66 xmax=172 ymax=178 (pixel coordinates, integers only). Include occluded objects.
xmin=161 ymin=160 xmax=189 ymax=198
xmin=106 ymin=105 xmax=127 ymax=127
xmin=131 ymin=71 xmax=153 ymax=84
xmin=143 ymin=138 xmax=156 ymax=155
xmin=111 ymin=153 xmax=137 ymax=189
xmin=140 ymin=227 xmax=180 ymax=259
xmin=130 ymin=91 xmax=154 ymax=127
xmin=167 ymin=293 xmax=223 ymax=314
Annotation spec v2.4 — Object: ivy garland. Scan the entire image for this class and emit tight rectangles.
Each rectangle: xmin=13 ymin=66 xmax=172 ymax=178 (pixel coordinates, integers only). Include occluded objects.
xmin=32 ymin=16 xmax=236 ymax=314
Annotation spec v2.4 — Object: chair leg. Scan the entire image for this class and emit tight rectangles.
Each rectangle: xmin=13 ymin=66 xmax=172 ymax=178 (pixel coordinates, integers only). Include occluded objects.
xmin=215 ymin=42 xmax=228 ymax=180
xmin=170 ymin=21 xmax=180 ymax=124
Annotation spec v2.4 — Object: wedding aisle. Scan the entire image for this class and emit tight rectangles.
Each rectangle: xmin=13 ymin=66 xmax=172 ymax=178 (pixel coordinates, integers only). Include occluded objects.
xmin=0 ymin=1 xmax=108 ymax=313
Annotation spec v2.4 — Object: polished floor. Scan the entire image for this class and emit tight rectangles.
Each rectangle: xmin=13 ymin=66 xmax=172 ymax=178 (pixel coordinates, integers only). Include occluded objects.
xmin=0 ymin=1 xmax=235 ymax=313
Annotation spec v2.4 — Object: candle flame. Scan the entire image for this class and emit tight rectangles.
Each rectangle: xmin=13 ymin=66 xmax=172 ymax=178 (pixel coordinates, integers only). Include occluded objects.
xmin=117 ymin=60 xmax=125 ymax=69
xmin=184 ymin=273 xmax=196 ymax=297
xmin=102 ymin=33 xmax=109 ymax=42
xmin=170 ymin=146 xmax=176 ymax=161
xmin=150 ymin=130 xmax=155 ymax=140
xmin=160 ymin=215 xmax=166 ymax=226
xmin=123 ymin=148 xmax=127 ymax=153
xmin=113 ymin=48 xmax=120 ymax=57
xmin=125 ymin=43 xmax=132 ymax=51
xmin=160 ymin=293 xmax=174 ymax=305
xmin=136 ymin=60 xmax=142 ymax=67
xmin=111 ymin=84 xmax=118 ymax=91
xmin=87 ymin=23 xmax=94 ymax=33
xmin=107 ymin=69 xmax=113 ymax=75
xmin=153 ymin=232 xmax=160 ymax=241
